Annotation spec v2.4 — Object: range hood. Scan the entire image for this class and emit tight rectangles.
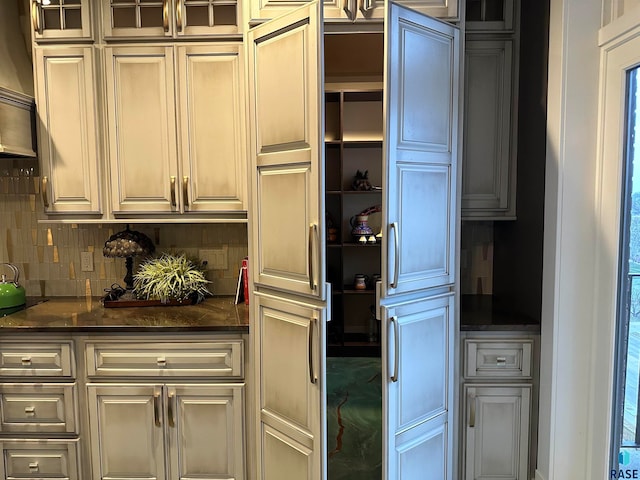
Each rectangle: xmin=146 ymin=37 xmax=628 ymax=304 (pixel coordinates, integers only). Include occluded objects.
xmin=0 ymin=0 xmax=36 ymax=158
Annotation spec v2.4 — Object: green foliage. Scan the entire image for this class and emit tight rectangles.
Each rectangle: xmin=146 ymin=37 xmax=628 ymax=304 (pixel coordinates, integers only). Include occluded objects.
xmin=133 ymin=253 xmax=212 ymax=304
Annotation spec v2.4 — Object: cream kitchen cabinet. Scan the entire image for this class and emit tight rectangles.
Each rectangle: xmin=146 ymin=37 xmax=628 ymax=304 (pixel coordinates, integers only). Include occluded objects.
xmin=100 ymin=0 xmax=241 ymax=39
xmin=85 ymin=337 xmax=246 ymax=480
xmin=30 ymin=0 xmax=93 ymax=42
xmin=34 ymin=45 xmax=103 ymax=216
xmin=0 ymin=337 xmax=81 ymax=480
xmin=461 ymin=334 xmax=538 ymax=480
xmin=248 ymin=0 xmax=458 ymax=25
xmin=104 ymin=42 xmax=246 ymax=216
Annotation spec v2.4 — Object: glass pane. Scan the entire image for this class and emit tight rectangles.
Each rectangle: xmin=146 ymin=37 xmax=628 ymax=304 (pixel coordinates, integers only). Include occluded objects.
xmin=112 ymin=7 xmax=137 ymax=28
xmin=213 ymin=4 xmax=236 ymax=26
xmin=63 ymin=8 xmax=82 ymax=29
xmin=140 ymin=0 xmax=163 ymax=3
xmin=140 ymin=6 xmax=163 ymax=27
xmin=614 ymin=66 xmax=640 ymax=471
xmin=484 ymin=0 xmax=503 ymax=21
xmin=110 ymin=0 xmax=131 ymax=4
xmin=63 ymin=0 xmax=81 ymax=5
xmin=42 ymin=9 xmax=62 ymax=29
xmin=47 ymin=0 xmax=61 ymax=5
xmin=465 ymin=0 xmax=481 ymax=21
xmin=185 ymin=5 xmax=210 ymax=26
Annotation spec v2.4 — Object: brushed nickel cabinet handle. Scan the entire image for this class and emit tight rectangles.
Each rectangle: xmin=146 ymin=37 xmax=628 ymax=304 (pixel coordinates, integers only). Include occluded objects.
xmin=358 ymin=0 xmax=373 ymax=14
xmin=28 ymin=462 xmax=39 ymax=472
xmin=41 ymin=176 xmax=49 ymax=208
xmin=168 ymin=391 xmax=176 ymax=427
xmin=31 ymin=2 xmax=41 ymax=34
xmin=308 ymin=224 xmax=318 ymax=292
xmin=162 ymin=0 xmax=169 ymax=32
xmin=24 ymin=406 xmax=36 ymax=416
xmin=153 ymin=390 xmax=161 ymax=427
xmin=389 ymin=222 xmax=399 ymax=289
xmin=170 ymin=176 xmax=176 ymax=208
xmin=469 ymin=391 xmax=476 ymax=427
xmin=343 ymin=0 xmax=354 ymax=20
xmin=308 ymin=316 xmax=318 ymax=384
xmin=157 ymin=357 xmax=166 ymax=367
xmin=389 ymin=315 xmax=399 ymax=382
xmin=176 ymin=0 xmax=183 ymax=32
xmin=182 ymin=176 xmax=189 ymax=209
xmin=21 ymin=357 xmax=32 ymax=366
xmin=496 ymin=356 xmax=507 ymax=365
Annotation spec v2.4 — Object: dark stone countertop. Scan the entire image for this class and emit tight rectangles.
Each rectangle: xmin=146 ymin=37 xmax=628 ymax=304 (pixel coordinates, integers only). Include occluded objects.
xmin=0 ymin=296 xmax=249 ymax=333
xmin=460 ymin=294 xmax=541 ymax=333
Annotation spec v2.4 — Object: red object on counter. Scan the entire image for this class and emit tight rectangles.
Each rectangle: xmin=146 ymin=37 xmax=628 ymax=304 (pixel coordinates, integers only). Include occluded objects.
xmin=242 ymin=257 xmax=249 ymax=305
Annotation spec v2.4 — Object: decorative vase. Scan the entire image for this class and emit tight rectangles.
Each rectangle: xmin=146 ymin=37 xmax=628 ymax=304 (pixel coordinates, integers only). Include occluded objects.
xmin=350 ymin=214 xmax=374 ymax=240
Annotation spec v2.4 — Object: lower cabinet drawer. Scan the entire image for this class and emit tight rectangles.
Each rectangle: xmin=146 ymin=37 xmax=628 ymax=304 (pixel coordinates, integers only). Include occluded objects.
xmin=86 ymin=340 xmax=244 ymax=378
xmin=0 ymin=439 xmax=79 ymax=479
xmin=0 ymin=384 xmax=77 ymax=434
xmin=465 ymin=339 xmax=533 ymax=379
xmin=0 ymin=342 xmax=74 ymax=378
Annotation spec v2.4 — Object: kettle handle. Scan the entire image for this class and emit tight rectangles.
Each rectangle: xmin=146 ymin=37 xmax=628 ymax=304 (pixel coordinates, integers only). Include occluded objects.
xmin=0 ymin=263 xmax=20 ymax=285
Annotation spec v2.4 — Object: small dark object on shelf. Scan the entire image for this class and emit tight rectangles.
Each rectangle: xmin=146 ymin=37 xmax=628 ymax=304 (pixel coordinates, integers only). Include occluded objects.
xmin=351 ymin=170 xmax=373 ymax=191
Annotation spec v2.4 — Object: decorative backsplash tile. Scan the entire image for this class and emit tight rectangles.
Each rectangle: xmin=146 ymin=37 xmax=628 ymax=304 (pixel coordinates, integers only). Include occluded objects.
xmin=460 ymin=221 xmax=494 ymax=295
xmin=0 ymin=165 xmax=248 ymax=297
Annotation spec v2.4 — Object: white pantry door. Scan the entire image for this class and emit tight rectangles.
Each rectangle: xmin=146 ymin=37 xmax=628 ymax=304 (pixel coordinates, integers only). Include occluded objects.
xmin=380 ymin=3 xmax=460 ymax=480
xmin=247 ymin=3 xmax=327 ymax=480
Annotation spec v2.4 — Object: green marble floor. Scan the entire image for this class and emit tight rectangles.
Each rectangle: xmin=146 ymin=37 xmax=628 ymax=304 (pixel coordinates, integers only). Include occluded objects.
xmin=327 ymin=357 xmax=382 ymax=480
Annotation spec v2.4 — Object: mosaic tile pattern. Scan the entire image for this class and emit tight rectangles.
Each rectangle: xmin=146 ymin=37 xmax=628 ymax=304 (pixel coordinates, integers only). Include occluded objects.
xmin=0 ymin=164 xmax=248 ymax=297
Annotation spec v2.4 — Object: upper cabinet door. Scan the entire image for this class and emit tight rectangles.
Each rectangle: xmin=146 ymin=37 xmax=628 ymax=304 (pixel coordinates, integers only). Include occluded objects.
xmin=176 ymin=44 xmax=247 ymax=213
xmin=31 ymin=0 xmax=92 ymax=42
xmin=355 ymin=0 xmax=458 ymax=22
xmin=101 ymin=0 xmax=241 ymax=39
xmin=382 ymin=3 xmax=460 ymax=297
xmin=35 ymin=46 xmax=102 ymax=215
xmin=104 ymin=46 xmax=179 ymax=215
xmin=250 ymin=0 xmax=352 ymax=24
xmin=247 ymin=1 xmax=325 ymax=299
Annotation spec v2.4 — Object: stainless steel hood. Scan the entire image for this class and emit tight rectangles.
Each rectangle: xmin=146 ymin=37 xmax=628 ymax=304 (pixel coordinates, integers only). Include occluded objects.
xmin=0 ymin=0 xmax=36 ymax=158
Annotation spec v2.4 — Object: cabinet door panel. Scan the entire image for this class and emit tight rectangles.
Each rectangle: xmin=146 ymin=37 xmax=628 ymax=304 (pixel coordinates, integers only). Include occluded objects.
xmin=105 ymin=46 xmax=178 ymax=214
xmin=87 ymin=384 xmax=166 ymax=480
xmin=32 ymin=0 xmax=92 ymax=41
xmin=253 ymin=293 xmax=326 ymax=480
xmin=355 ymin=0 xmax=458 ymax=22
xmin=250 ymin=0 xmax=350 ymax=23
xmin=247 ymin=2 xmax=325 ymax=298
xmin=177 ymin=44 xmax=246 ymax=213
xmin=464 ymin=385 xmax=531 ymax=480
xmin=167 ymin=384 xmax=244 ymax=480
xmin=35 ymin=46 xmax=101 ymax=214
xmin=462 ymin=39 xmax=516 ymax=218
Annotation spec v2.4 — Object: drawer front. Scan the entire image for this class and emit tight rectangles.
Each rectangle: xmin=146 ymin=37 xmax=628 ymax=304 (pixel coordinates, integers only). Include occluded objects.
xmin=86 ymin=340 xmax=244 ymax=378
xmin=0 ymin=343 xmax=74 ymax=378
xmin=0 ymin=384 xmax=77 ymax=434
xmin=465 ymin=339 xmax=533 ymax=378
xmin=1 ymin=439 xmax=79 ymax=480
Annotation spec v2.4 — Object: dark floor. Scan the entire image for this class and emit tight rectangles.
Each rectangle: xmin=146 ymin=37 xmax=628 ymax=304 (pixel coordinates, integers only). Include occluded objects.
xmin=326 ymin=357 xmax=382 ymax=480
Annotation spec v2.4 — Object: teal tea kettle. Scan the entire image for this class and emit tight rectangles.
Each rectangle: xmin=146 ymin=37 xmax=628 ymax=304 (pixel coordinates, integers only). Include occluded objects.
xmin=0 ymin=263 xmax=26 ymax=309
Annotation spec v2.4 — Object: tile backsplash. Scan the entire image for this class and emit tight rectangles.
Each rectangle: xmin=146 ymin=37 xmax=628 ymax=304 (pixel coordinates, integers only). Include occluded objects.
xmin=0 ymin=167 xmax=248 ymax=298
xmin=460 ymin=221 xmax=494 ymax=295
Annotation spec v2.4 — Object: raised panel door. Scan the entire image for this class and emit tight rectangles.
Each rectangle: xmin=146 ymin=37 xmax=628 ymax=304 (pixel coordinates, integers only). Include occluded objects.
xmin=104 ymin=45 xmax=179 ymax=215
xmin=35 ymin=46 xmax=101 ymax=215
xmin=461 ymin=38 xmax=516 ymax=218
xmin=87 ymin=384 xmax=166 ymax=480
xmin=247 ymin=1 xmax=325 ymax=298
xmin=354 ymin=0 xmax=458 ymax=22
xmin=176 ymin=44 xmax=246 ymax=213
xmin=167 ymin=384 xmax=245 ymax=480
xmin=253 ymin=292 xmax=326 ymax=480
xmin=463 ymin=385 xmax=531 ymax=480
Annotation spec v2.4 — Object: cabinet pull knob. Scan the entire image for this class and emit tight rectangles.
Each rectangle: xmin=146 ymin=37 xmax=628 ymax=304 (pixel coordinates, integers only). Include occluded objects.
xmin=31 ymin=2 xmax=41 ymax=34
xmin=24 ymin=406 xmax=36 ymax=416
xmin=308 ymin=224 xmax=318 ymax=292
xmin=170 ymin=176 xmax=177 ymax=208
xmin=162 ymin=0 xmax=169 ymax=32
xmin=389 ymin=315 xmax=399 ymax=382
xmin=358 ymin=0 xmax=373 ymax=15
xmin=308 ymin=316 xmax=318 ymax=384
xmin=168 ymin=391 xmax=176 ymax=427
xmin=176 ymin=0 xmax=183 ymax=32
xmin=496 ymin=356 xmax=507 ymax=365
xmin=468 ymin=391 xmax=476 ymax=428
xmin=28 ymin=462 xmax=39 ymax=472
xmin=21 ymin=357 xmax=32 ymax=366
xmin=343 ymin=0 xmax=354 ymax=20
xmin=41 ymin=176 xmax=49 ymax=208
xmin=157 ymin=357 xmax=166 ymax=367
xmin=182 ymin=176 xmax=189 ymax=209
xmin=389 ymin=222 xmax=399 ymax=289
xmin=153 ymin=390 xmax=161 ymax=427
